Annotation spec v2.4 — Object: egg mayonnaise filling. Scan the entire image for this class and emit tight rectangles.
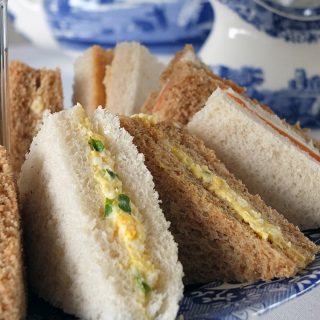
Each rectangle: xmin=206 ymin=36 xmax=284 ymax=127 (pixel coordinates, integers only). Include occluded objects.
xmin=171 ymin=146 xmax=307 ymax=265
xmin=78 ymin=112 xmax=159 ymax=304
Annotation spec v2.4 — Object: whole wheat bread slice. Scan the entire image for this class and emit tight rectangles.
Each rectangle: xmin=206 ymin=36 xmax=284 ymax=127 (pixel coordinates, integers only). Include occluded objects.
xmin=0 ymin=146 xmax=26 ymax=320
xmin=141 ymin=45 xmax=243 ymax=125
xmin=9 ymin=61 xmax=63 ymax=173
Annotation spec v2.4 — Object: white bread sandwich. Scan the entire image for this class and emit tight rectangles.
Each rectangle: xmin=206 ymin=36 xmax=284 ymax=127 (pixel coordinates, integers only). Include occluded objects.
xmin=9 ymin=60 xmax=63 ymax=174
xmin=18 ymin=105 xmax=183 ymax=319
xmin=120 ymin=115 xmax=319 ymax=284
xmin=188 ymin=88 xmax=320 ymax=230
xmin=142 ymin=45 xmax=243 ymax=125
xmin=73 ymin=43 xmax=164 ymax=116
xmin=0 ymin=146 xmax=26 ymax=320
xmin=73 ymin=45 xmax=113 ymax=114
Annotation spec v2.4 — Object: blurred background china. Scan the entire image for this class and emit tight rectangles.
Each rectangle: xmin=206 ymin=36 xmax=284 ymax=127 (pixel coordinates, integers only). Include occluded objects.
xmin=8 ymin=0 xmax=320 ymax=128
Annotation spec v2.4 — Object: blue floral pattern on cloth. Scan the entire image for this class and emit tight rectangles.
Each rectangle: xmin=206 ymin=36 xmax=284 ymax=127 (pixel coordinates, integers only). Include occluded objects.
xmin=212 ymin=65 xmax=320 ymax=128
xmin=178 ymin=229 xmax=320 ymax=320
xmin=43 ymin=0 xmax=213 ymax=53
xmin=26 ymin=230 xmax=320 ymax=319
xmin=218 ymin=0 xmax=320 ymax=43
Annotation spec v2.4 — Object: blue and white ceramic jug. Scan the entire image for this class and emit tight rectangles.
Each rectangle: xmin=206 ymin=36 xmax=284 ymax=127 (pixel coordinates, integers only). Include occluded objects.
xmin=201 ymin=0 xmax=320 ymax=128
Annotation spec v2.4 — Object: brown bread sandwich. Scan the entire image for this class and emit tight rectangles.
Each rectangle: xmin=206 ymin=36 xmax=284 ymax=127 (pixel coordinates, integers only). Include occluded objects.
xmin=120 ymin=115 xmax=319 ymax=284
xmin=142 ymin=45 xmax=242 ymax=125
xmin=9 ymin=60 xmax=63 ymax=173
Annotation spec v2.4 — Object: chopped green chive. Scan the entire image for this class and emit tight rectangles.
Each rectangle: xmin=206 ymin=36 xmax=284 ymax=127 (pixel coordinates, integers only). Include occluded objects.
xmin=118 ymin=194 xmax=131 ymax=213
xmin=89 ymin=138 xmax=105 ymax=152
xmin=141 ymin=281 xmax=151 ymax=294
xmin=104 ymin=198 xmax=113 ymax=217
xmin=106 ymin=169 xmax=118 ymax=179
xmin=203 ymin=170 xmax=212 ymax=178
xmin=135 ymin=274 xmax=152 ymax=294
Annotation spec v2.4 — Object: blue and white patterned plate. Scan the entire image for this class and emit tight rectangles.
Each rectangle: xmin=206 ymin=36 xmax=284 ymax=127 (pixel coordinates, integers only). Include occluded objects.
xmin=178 ymin=229 xmax=320 ymax=320
xmin=27 ymin=229 xmax=320 ymax=319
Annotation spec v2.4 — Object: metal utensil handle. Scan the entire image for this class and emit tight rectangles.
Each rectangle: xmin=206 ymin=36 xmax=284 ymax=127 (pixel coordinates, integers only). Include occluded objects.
xmin=0 ymin=0 xmax=9 ymax=150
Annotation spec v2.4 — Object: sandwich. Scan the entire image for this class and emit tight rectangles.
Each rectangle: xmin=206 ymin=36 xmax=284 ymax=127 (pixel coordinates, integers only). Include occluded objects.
xmin=120 ymin=115 xmax=318 ymax=284
xmin=0 ymin=146 xmax=26 ymax=319
xmin=73 ymin=42 xmax=164 ymax=116
xmin=142 ymin=45 xmax=243 ymax=125
xmin=188 ymin=88 xmax=320 ymax=230
xmin=9 ymin=60 xmax=63 ymax=174
xmin=18 ymin=105 xmax=183 ymax=319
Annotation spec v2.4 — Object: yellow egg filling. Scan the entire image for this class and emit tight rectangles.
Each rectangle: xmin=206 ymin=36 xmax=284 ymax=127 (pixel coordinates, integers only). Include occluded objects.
xmin=78 ymin=109 xmax=158 ymax=304
xmin=171 ymin=146 xmax=307 ymax=265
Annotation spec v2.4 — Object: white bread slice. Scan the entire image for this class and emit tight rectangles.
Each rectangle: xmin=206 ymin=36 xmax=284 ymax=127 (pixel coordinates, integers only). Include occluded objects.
xmin=73 ymin=45 xmax=113 ymax=115
xmin=104 ymin=42 xmax=164 ymax=116
xmin=188 ymin=88 xmax=320 ymax=230
xmin=18 ymin=105 xmax=183 ymax=319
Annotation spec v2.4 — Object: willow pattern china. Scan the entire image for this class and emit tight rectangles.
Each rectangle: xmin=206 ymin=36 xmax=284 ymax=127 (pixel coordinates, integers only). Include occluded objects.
xmin=8 ymin=0 xmax=213 ymax=54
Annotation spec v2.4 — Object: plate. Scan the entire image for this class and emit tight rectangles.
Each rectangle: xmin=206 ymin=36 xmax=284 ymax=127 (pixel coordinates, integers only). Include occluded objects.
xmin=179 ymin=229 xmax=320 ymax=320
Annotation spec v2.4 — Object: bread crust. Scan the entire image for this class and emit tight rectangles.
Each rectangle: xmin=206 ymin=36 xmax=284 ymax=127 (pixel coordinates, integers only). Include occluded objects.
xmin=120 ymin=117 xmax=319 ymax=284
xmin=92 ymin=46 xmax=113 ymax=109
xmin=0 ymin=146 xmax=26 ymax=320
xmin=9 ymin=60 xmax=63 ymax=173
